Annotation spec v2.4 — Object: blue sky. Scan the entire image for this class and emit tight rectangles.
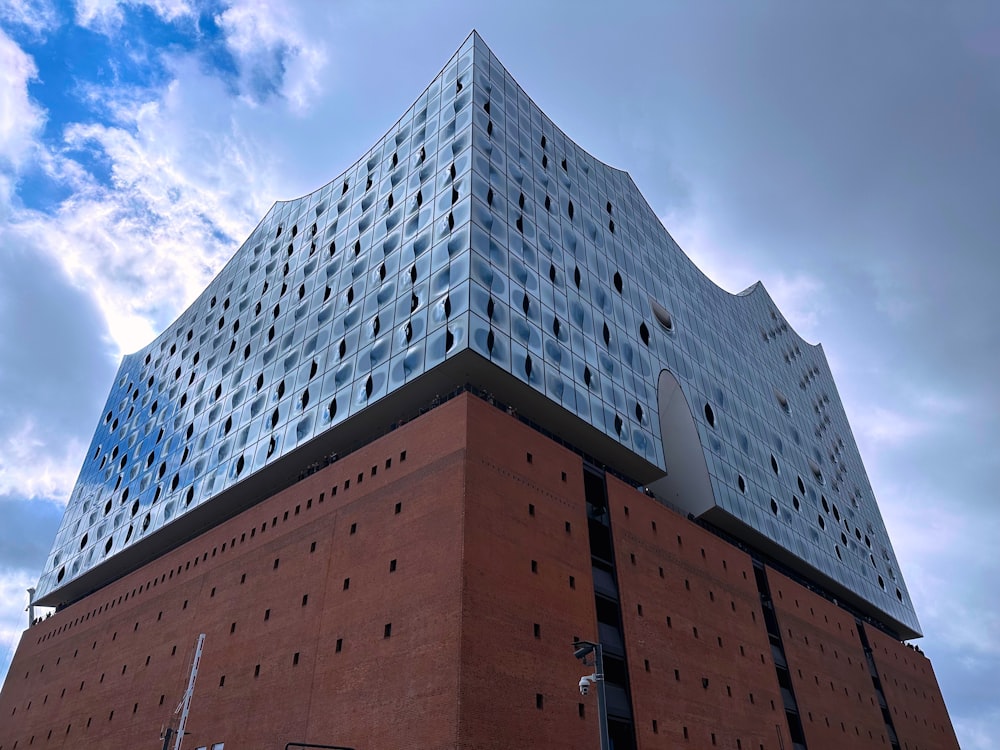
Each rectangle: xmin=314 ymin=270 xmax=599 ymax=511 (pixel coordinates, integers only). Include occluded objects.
xmin=1 ymin=1 xmax=998 ymax=746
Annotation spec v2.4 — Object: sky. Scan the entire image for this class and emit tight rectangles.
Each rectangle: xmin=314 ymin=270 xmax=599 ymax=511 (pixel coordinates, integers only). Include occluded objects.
xmin=0 ymin=0 xmax=998 ymax=745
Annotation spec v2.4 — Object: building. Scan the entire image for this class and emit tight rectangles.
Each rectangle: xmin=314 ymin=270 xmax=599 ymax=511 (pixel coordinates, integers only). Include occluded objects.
xmin=0 ymin=32 xmax=958 ymax=750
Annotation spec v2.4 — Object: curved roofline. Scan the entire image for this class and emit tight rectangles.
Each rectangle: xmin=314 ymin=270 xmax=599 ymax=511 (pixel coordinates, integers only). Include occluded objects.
xmin=476 ymin=31 xmax=826 ymax=354
xmin=125 ymin=31 xmax=481 ymax=359
xmin=132 ymin=28 xmax=823 ymax=373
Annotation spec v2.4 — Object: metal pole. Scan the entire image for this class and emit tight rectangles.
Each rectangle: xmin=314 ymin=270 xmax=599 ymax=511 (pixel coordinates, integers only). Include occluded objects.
xmin=593 ymin=643 xmax=611 ymax=750
xmin=25 ymin=588 xmax=35 ymax=627
xmin=174 ymin=633 xmax=205 ymax=750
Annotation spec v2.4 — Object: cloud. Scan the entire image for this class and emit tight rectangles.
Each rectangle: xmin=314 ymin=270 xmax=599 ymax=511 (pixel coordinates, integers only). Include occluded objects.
xmin=73 ymin=0 xmax=194 ymax=31
xmin=21 ymin=57 xmax=284 ymax=355
xmin=0 ymin=0 xmax=60 ymax=35
xmin=853 ymin=406 xmax=932 ymax=448
xmin=850 ymin=384 xmax=971 ymax=451
xmin=214 ymin=0 xmax=328 ymax=111
xmin=0 ymin=237 xmax=118 ymax=504
xmin=0 ymin=421 xmax=86 ymax=502
xmin=663 ymin=208 xmax=827 ymax=341
xmin=0 ymin=28 xmax=45 ymax=170
xmin=0 ymin=499 xmax=64 ymax=571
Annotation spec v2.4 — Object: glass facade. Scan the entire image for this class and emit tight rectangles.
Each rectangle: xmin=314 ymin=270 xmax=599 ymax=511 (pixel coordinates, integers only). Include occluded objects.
xmin=35 ymin=32 xmax=920 ymax=637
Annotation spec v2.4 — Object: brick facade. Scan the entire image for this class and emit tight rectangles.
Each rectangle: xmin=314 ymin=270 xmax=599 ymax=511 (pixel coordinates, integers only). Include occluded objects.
xmin=0 ymin=395 xmax=958 ymax=750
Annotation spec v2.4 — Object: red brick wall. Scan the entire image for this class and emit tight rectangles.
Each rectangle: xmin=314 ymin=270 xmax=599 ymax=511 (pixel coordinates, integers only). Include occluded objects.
xmin=0 ymin=397 xmax=471 ymax=750
xmin=607 ymin=479 xmax=788 ymax=750
xmin=767 ymin=568 xmax=888 ymax=748
xmin=0 ymin=394 xmax=962 ymax=750
xmin=457 ymin=396 xmax=597 ymax=749
xmin=867 ymin=626 xmax=960 ymax=750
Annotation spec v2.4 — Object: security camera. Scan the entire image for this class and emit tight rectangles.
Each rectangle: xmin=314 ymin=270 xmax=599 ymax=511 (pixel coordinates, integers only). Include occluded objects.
xmin=579 ymin=676 xmax=591 ymax=695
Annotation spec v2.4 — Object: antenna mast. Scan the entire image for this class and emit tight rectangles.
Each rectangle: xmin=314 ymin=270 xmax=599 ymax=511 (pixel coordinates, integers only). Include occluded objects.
xmin=169 ymin=633 xmax=205 ymax=750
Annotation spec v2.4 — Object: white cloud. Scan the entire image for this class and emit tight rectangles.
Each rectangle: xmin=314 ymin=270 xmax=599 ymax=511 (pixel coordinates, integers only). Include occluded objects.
xmin=0 ymin=0 xmax=60 ymax=35
xmin=73 ymin=0 xmax=194 ymax=31
xmin=663 ymin=208 xmax=827 ymax=340
xmin=766 ymin=272 xmax=825 ymax=339
xmin=13 ymin=57 xmax=285 ymax=355
xmin=0 ymin=420 xmax=85 ymax=503
xmin=851 ymin=387 xmax=970 ymax=449
xmin=215 ymin=0 xmax=328 ymax=112
xmin=954 ymin=714 xmax=1000 ymax=750
xmin=853 ymin=405 xmax=931 ymax=447
xmin=0 ymin=29 xmax=45 ymax=169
